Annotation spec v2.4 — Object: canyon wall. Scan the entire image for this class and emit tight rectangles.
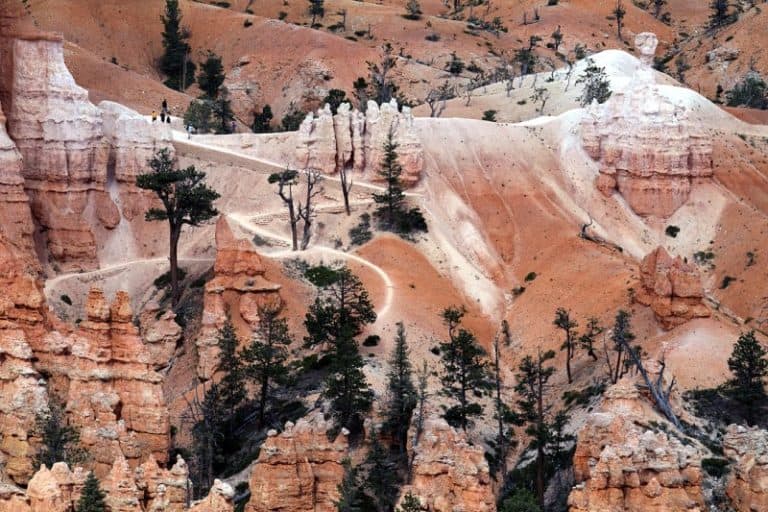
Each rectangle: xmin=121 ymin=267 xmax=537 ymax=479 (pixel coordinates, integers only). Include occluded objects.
xmin=581 ymin=33 xmax=713 ymax=218
xmin=635 ymin=247 xmax=710 ymax=329
xmin=196 ymin=217 xmax=281 ymax=380
xmin=568 ymin=379 xmax=705 ymax=512
xmin=723 ymin=425 xmax=768 ymax=512
xmin=295 ymin=99 xmax=424 ymax=185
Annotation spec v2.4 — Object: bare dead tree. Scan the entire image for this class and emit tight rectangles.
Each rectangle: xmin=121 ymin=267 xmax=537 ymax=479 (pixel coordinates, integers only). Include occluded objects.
xmin=464 ymin=72 xmax=484 ymax=106
xmin=268 ymin=168 xmax=300 ymax=251
xmin=338 ymin=165 xmax=353 ymax=216
xmin=531 ymin=86 xmax=551 ymax=114
xmin=297 ymin=168 xmax=323 ymax=250
xmin=622 ymin=348 xmax=681 ymax=429
xmin=425 ymin=81 xmax=455 ymax=117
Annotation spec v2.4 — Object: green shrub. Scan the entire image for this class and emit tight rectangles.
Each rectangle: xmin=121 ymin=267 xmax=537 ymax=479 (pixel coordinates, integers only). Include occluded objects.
xmin=349 ymin=213 xmax=373 ymax=247
xmin=726 ymin=73 xmax=768 ymax=109
xmin=60 ymin=294 xmax=72 ymax=306
xmin=524 ymin=272 xmax=537 ymax=282
xmin=665 ymin=225 xmax=680 ymax=238
xmin=362 ymin=335 xmax=380 ymax=347
xmin=720 ymin=276 xmax=736 ymax=289
xmin=482 ymin=110 xmax=498 ymax=122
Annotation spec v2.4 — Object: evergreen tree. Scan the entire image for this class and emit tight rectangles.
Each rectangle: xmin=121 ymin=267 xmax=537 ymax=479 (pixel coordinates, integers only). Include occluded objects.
xmin=513 ymin=349 xmax=557 ymax=510
xmin=252 ymin=105 xmax=274 ymax=133
xmin=137 ymin=148 xmax=220 ymax=306
xmin=554 ymin=308 xmax=578 ymax=384
xmin=324 ymin=335 xmax=373 ymax=434
xmin=382 ymin=322 xmax=417 ymax=454
xmin=184 ymin=99 xmax=213 ymax=133
xmin=363 ymin=431 xmax=399 ymax=511
xmin=304 ymin=266 xmax=376 ymax=352
xmin=578 ymin=317 xmax=602 ymax=361
xmin=404 ymin=0 xmax=422 ymax=20
xmin=198 ymin=51 xmax=226 ymax=99
xmin=439 ymin=306 xmax=492 ymax=430
xmin=609 ymin=310 xmax=635 ymax=383
xmin=397 ymin=492 xmax=422 ymax=512
xmin=709 ymin=0 xmax=732 ymax=28
xmin=304 ymin=265 xmax=375 ymax=433
xmin=550 ymin=25 xmax=563 ymax=52
xmin=190 ymin=383 xmax=226 ymax=495
xmin=212 ymin=87 xmax=235 ymax=134
xmin=613 ymin=0 xmax=626 ymax=39
xmin=726 ymin=73 xmax=768 ymax=109
xmin=308 ymin=0 xmax=325 ymax=26
xmin=243 ymin=304 xmax=292 ymax=427
xmin=322 ymin=89 xmax=348 ymax=115
xmin=160 ymin=0 xmax=195 ymax=90
xmin=335 ymin=458 xmax=366 ymax=512
xmin=76 ymin=472 xmax=107 ymax=512
xmin=216 ymin=320 xmax=246 ymax=418
xmin=577 ymin=59 xmax=612 ymax=107
xmin=373 ymin=130 xmax=405 ymax=230
xmin=727 ymin=331 xmax=768 ymax=425
xmin=34 ymin=400 xmax=87 ymax=469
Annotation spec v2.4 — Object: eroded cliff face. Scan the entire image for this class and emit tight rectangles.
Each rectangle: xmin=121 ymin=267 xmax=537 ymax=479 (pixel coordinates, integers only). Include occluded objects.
xmin=295 ymin=99 xmax=424 ymax=185
xmin=246 ymin=412 xmax=349 ymax=512
xmin=723 ymin=425 xmax=768 ymax=512
xmin=568 ymin=379 xmax=705 ymax=512
xmin=581 ymin=33 xmax=713 ymax=218
xmin=0 ymin=454 xmax=232 ymax=512
xmin=197 ymin=217 xmax=281 ymax=380
xmin=635 ymin=247 xmax=710 ymax=329
xmin=400 ymin=415 xmax=495 ymax=512
xmin=0 ymin=34 xmax=171 ymax=272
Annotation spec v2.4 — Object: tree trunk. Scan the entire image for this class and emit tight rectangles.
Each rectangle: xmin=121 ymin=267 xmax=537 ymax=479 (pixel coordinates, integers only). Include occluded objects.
xmin=169 ymin=224 xmax=182 ymax=306
xmin=288 ymin=202 xmax=298 ymax=251
xmin=494 ymin=339 xmax=506 ymax=473
xmin=340 ymin=168 xmax=352 ymax=216
xmin=566 ymin=338 xmax=572 ymax=384
xmin=613 ymin=344 xmax=623 ymax=383
xmin=536 ymin=356 xmax=545 ymax=509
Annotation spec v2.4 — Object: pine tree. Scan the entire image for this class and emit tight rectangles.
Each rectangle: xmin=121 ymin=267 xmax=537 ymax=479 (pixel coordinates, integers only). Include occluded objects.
xmin=404 ymin=0 xmax=422 ymax=20
xmin=609 ymin=310 xmax=635 ymax=383
xmin=137 ymin=148 xmax=220 ymax=306
xmin=34 ymin=400 xmax=87 ymax=469
xmin=160 ymin=0 xmax=195 ymax=90
xmin=373 ymin=130 xmax=406 ymax=230
xmin=709 ymin=0 xmax=732 ymax=28
xmin=554 ymin=308 xmax=578 ymax=384
xmin=397 ymin=492 xmax=422 ymax=512
xmin=216 ymin=320 xmax=246 ymax=418
xmin=76 ymin=472 xmax=107 ymax=512
xmin=439 ymin=306 xmax=492 ymax=430
xmin=383 ymin=322 xmax=417 ymax=454
xmin=613 ymin=0 xmax=626 ymax=39
xmin=513 ymin=349 xmax=557 ymax=510
xmin=324 ymin=335 xmax=373 ymax=434
xmin=212 ymin=87 xmax=235 ymax=134
xmin=578 ymin=317 xmax=602 ymax=361
xmin=252 ymin=105 xmax=274 ymax=133
xmin=727 ymin=331 xmax=768 ymax=425
xmin=336 ymin=458 xmax=366 ymax=512
xmin=308 ymin=0 xmax=325 ymax=26
xmin=198 ymin=51 xmax=226 ymax=99
xmin=243 ymin=304 xmax=292 ymax=427
xmin=363 ymin=431 xmax=399 ymax=511
xmin=577 ymin=59 xmax=612 ymax=107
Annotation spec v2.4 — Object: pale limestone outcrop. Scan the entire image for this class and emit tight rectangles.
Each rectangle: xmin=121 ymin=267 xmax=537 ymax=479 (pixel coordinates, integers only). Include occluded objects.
xmin=568 ymin=379 xmax=705 ymax=512
xmin=295 ymin=99 xmax=423 ymax=185
xmin=635 ymin=247 xmax=710 ymax=329
xmin=400 ymin=415 xmax=494 ymax=512
xmin=723 ymin=425 xmax=768 ymax=512
xmin=197 ymin=217 xmax=281 ymax=380
xmin=246 ymin=411 xmax=349 ymax=512
xmin=581 ymin=33 xmax=713 ymax=218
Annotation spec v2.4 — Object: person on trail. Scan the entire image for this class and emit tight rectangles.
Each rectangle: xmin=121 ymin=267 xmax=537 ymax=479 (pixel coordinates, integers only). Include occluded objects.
xmin=166 ymin=109 xmax=171 ymax=123
xmin=230 ymin=120 xmax=236 ymax=133
xmin=160 ymin=110 xmax=166 ymax=123
xmin=162 ymin=98 xmax=168 ymax=112
xmin=186 ymin=123 xmax=193 ymax=139
xmin=151 ymin=110 xmax=157 ymax=123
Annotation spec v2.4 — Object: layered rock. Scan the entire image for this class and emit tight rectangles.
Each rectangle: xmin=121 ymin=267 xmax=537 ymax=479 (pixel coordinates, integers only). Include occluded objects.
xmin=197 ymin=217 xmax=281 ymax=380
xmin=0 ymin=239 xmax=49 ymax=484
xmin=295 ymin=99 xmax=423 ymax=185
xmin=0 ymin=455 xmax=229 ymax=512
xmin=139 ymin=301 xmax=182 ymax=371
xmin=246 ymin=411 xmax=349 ymax=512
xmin=568 ymin=379 xmax=705 ymax=512
xmin=0 ymin=101 xmax=35 ymax=261
xmin=581 ymin=32 xmax=713 ymax=218
xmin=400 ymin=415 xmax=494 ymax=512
xmin=723 ymin=425 xmax=768 ymax=512
xmin=635 ymin=247 xmax=710 ymax=329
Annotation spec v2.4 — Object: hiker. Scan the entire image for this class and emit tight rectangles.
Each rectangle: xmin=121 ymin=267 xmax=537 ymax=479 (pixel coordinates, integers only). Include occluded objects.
xmin=162 ymin=98 xmax=168 ymax=112
xmin=151 ymin=110 xmax=157 ymax=123
xmin=186 ymin=123 xmax=194 ymax=139
xmin=160 ymin=110 xmax=166 ymax=123
xmin=230 ymin=120 xmax=236 ymax=133
xmin=165 ymin=108 xmax=172 ymax=123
